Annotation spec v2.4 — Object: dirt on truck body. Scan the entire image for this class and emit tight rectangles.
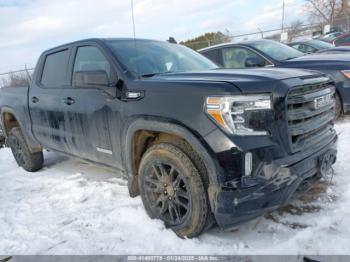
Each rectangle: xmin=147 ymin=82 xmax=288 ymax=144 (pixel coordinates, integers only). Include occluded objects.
xmin=0 ymin=38 xmax=337 ymax=237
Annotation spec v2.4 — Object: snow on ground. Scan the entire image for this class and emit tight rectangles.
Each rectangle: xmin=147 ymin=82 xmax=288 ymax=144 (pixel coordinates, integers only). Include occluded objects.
xmin=0 ymin=120 xmax=350 ymax=255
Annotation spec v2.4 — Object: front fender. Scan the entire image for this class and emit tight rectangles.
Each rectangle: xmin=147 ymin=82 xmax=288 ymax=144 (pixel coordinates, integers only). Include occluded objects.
xmin=122 ymin=117 xmax=223 ymax=207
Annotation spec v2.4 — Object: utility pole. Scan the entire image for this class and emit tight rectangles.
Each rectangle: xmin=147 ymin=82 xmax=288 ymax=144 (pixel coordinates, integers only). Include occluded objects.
xmin=257 ymin=28 xmax=264 ymax=38
xmin=281 ymin=0 xmax=285 ymax=32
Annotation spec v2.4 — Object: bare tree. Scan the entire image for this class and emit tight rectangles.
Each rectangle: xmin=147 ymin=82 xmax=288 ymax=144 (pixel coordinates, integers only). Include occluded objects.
xmin=304 ymin=0 xmax=343 ymax=25
xmin=287 ymin=20 xmax=304 ymax=41
xmin=339 ymin=0 xmax=350 ymax=16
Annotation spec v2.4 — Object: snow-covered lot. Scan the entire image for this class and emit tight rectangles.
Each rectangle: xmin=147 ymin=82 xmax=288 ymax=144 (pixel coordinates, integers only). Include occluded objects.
xmin=0 ymin=121 xmax=350 ymax=255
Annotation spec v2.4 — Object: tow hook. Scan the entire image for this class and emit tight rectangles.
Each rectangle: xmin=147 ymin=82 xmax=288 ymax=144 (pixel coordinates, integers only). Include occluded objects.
xmin=319 ymin=150 xmax=337 ymax=183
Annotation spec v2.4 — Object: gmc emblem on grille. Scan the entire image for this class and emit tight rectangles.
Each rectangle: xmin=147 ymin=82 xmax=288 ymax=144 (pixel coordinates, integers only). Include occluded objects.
xmin=314 ymin=94 xmax=333 ymax=109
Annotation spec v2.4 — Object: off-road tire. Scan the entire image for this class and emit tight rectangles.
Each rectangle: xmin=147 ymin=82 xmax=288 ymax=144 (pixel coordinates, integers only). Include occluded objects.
xmin=150 ymin=136 xmax=216 ymax=230
xmin=335 ymin=93 xmax=342 ymax=120
xmin=7 ymin=127 xmax=43 ymax=172
xmin=138 ymin=143 xmax=209 ymax=238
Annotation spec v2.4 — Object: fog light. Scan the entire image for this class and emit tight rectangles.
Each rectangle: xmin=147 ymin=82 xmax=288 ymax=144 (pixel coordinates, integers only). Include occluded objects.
xmin=245 ymin=152 xmax=253 ymax=176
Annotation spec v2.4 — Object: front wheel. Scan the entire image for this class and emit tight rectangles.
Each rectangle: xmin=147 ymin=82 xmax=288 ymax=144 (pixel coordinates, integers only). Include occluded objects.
xmin=138 ymin=143 xmax=209 ymax=238
xmin=7 ymin=127 xmax=43 ymax=172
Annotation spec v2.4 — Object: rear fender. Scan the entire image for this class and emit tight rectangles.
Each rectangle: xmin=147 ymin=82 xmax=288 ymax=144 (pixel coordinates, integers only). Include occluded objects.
xmin=0 ymin=107 xmax=42 ymax=152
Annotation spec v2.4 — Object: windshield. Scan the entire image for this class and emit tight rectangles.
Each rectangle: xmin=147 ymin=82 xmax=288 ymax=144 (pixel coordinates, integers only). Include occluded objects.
xmin=309 ymin=40 xmax=334 ymax=49
xmin=106 ymin=40 xmax=218 ymax=76
xmin=249 ymin=40 xmax=304 ymax=61
xmin=324 ymin=32 xmax=342 ymax=40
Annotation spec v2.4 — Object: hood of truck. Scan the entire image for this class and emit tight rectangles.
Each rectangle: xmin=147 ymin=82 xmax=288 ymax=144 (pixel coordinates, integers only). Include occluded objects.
xmin=149 ymin=68 xmax=323 ymax=93
xmin=152 ymin=68 xmax=317 ymax=81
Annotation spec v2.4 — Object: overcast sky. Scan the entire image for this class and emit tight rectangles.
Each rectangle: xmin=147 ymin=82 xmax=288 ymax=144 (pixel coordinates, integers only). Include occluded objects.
xmin=0 ymin=0 xmax=304 ymax=72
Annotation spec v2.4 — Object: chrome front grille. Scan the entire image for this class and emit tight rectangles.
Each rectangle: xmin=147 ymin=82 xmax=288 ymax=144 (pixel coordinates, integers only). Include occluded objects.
xmin=286 ymin=79 xmax=336 ymax=153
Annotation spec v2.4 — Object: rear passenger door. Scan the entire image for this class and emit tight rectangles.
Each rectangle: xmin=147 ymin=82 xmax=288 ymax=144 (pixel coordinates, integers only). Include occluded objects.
xmin=29 ymin=48 xmax=71 ymax=152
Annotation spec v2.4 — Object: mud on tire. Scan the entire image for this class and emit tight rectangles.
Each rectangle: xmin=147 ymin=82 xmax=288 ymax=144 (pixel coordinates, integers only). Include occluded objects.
xmin=138 ymin=143 xmax=209 ymax=238
xmin=7 ymin=127 xmax=43 ymax=172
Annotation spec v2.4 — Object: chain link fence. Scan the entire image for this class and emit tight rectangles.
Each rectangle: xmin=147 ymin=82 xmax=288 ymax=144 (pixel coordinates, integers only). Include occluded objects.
xmin=183 ymin=15 xmax=350 ymax=50
xmin=0 ymin=68 xmax=34 ymax=88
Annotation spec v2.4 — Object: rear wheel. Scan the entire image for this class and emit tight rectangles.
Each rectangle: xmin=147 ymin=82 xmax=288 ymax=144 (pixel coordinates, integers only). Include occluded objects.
xmin=138 ymin=143 xmax=209 ymax=238
xmin=7 ymin=127 xmax=43 ymax=172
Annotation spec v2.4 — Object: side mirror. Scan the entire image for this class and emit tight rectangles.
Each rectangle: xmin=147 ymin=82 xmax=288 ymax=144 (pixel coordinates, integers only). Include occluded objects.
xmin=245 ymin=57 xmax=265 ymax=68
xmin=73 ymin=70 xmax=109 ymax=87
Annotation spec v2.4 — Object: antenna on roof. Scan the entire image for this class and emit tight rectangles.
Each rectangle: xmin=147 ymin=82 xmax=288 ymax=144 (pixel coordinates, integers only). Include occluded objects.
xmin=130 ymin=0 xmax=140 ymax=78
xmin=131 ymin=0 xmax=136 ymax=39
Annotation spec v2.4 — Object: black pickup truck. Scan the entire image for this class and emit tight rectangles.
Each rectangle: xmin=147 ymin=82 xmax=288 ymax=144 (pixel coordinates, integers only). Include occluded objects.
xmin=199 ymin=39 xmax=350 ymax=118
xmin=0 ymin=38 xmax=337 ymax=238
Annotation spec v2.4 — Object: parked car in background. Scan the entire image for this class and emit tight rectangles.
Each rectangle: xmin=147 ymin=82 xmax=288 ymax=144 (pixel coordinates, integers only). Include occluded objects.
xmin=0 ymin=38 xmax=338 ymax=238
xmin=321 ymin=32 xmax=344 ymax=43
xmin=199 ymin=39 xmax=350 ymax=118
xmin=288 ymin=39 xmax=350 ymax=54
xmin=332 ymin=32 xmax=350 ymax=46
xmin=288 ymin=39 xmax=335 ymax=54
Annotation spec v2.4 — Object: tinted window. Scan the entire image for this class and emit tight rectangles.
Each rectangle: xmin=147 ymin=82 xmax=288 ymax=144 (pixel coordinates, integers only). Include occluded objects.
xmin=304 ymin=44 xmax=317 ymax=53
xmin=73 ymin=46 xmax=111 ymax=79
xmin=290 ymin=44 xmax=302 ymax=51
xmin=41 ymin=49 xmax=69 ymax=87
xmin=222 ymin=47 xmax=266 ymax=69
xmin=250 ymin=40 xmax=303 ymax=61
xmin=201 ymin=49 xmax=219 ymax=64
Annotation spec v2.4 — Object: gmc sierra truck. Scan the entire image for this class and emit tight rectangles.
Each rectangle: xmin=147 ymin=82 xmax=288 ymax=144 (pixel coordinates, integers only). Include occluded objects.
xmin=0 ymin=38 xmax=337 ymax=238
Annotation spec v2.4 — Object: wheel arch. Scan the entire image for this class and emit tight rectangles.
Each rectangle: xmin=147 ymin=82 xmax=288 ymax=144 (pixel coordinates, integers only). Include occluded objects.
xmin=123 ymin=117 xmax=222 ymax=198
xmin=1 ymin=107 xmax=24 ymax=136
xmin=0 ymin=107 xmax=42 ymax=152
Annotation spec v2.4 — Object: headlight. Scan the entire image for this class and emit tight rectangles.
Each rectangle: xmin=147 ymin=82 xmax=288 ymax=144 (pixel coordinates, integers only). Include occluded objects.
xmin=341 ymin=70 xmax=350 ymax=79
xmin=205 ymin=95 xmax=272 ymax=135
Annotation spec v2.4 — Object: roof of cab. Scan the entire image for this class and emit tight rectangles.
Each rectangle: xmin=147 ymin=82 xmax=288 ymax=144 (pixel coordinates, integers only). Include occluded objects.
xmin=42 ymin=37 xmax=164 ymax=54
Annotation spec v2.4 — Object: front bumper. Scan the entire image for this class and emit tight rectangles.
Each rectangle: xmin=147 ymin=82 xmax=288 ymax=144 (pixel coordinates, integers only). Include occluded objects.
xmin=0 ymin=125 xmax=4 ymax=147
xmin=209 ymin=135 xmax=338 ymax=229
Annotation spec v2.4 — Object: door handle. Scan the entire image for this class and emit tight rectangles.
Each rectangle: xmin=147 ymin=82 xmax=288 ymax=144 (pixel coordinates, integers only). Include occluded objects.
xmin=63 ymin=97 xmax=75 ymax=105
xmin=32 ymin=96 xmax=39 ymax=103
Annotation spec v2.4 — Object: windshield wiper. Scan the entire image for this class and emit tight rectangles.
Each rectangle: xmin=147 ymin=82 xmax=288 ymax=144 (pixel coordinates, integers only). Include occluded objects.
xmin=141 ymin=71 xmax=174 ymax=78
xmin=141 ymin=73 xmax=160 ymax=78
xmin=284 ymin=57 xmax=297 ymax=61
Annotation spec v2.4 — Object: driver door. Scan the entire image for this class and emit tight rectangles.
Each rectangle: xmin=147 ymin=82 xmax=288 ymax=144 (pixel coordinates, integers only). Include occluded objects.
xmin=61 ymin=45 xmax=122 ymax=167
